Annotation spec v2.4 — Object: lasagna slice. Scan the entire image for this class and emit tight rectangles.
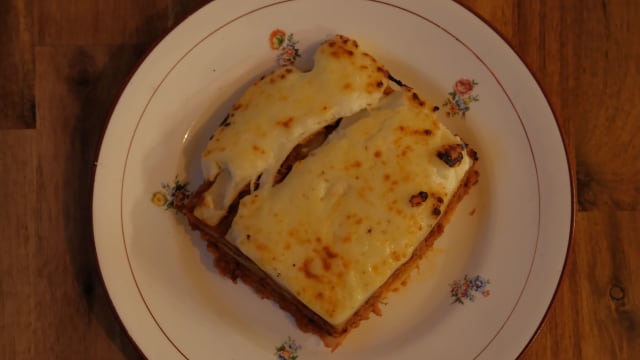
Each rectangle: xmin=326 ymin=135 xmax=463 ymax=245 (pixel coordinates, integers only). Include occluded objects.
xmin=184 ymin=35 xmax=478 ymax=350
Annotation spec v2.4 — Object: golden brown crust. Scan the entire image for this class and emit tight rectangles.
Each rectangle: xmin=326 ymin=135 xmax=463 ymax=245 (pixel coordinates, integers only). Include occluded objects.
xmin=183 ymin=152 xmax=478 ymax=350
xmin=180 ymin=52 xmax=480 ymax=348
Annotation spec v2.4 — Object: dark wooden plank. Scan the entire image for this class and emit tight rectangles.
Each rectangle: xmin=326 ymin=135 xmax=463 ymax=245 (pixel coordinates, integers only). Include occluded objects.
xmin=0 ymin=0 xmax=637 ymax=358
xmin=0 ymin=0 xmax=36 ymax=129
xmin=558 ymin=0 xmax=640 ymax=212
xmin=458 ymin=0 xmax=638 ymax=359
xmin=522 ymin=211 xmax=640 ymax=359
xmin=36 ymin=0 xmax=170 ymax=45
xmin=0 ymin=130 xmax=38 ymax=359
xmin=168 ymin=0 xmax=213 ymax=25
xmin=30 ymin=44 xmax=148 ymax=359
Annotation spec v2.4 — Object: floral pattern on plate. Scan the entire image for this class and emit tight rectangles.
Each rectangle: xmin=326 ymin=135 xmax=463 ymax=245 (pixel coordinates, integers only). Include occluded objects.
xmin=449 ymin=274 xmax=491 ymax=304
xmin=443 ymin=78 xmax=479 ymax=118
xmin=269 ymin=28 xmax=302 ymax=66
xmin=275 ymin=337 xmax=301 ymax=360
xmin=151 ymin=177 xmax=191 ymax=211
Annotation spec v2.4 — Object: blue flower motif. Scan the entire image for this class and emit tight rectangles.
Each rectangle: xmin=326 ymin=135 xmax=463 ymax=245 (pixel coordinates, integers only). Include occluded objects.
xmin=455 ymin=97 xmax=469 ymax=112
xmin=471 ymin=275 xmax=487 ymax=292
xmin=450 ymin=274 xmax=491 ymax=305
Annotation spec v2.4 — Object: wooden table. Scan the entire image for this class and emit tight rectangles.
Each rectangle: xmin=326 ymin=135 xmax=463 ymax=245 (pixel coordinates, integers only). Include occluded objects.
xmin=1 ymin=0 xmax=638 ymax=359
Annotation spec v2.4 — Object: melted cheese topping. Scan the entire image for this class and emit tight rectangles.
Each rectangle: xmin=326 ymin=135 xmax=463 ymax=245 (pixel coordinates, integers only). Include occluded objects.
xmin=228 ymin=90 xmax=473 ymax=326
xmin=195 ymin=35 xmax=389 ymax=225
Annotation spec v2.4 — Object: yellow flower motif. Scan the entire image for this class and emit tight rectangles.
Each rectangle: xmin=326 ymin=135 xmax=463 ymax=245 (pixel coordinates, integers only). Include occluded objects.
xmin=151 ymin=192 xmax=167 ymax=207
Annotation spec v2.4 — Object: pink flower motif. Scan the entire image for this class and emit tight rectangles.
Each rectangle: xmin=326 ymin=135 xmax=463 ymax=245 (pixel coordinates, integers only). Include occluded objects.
xmin=453 ymin=78 xmax=475 ymax=96
xmin=283 ymin=46 xmax=296 ymax=59
xmin=280 ymin=57 xmax=295 ymax=66
xmin=279 ymin=45 xmax=299 ymax=66
xmin=272 ymin=31 xmax=301 ymax=66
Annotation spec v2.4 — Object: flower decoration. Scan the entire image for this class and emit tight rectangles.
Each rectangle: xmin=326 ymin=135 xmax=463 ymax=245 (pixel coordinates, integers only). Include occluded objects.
xmin=151 ymin=176 xmax=191 ymax=212
xmin=269 ymin=29 xmax=286 ymax=49
xmin=269 ymin=29 xmax=302 ymax=66
xmin=151 ymin=191 xmax=167 ymax=207
xmin=275 ymin=337 xmax=301 ymax=360
xmin=449 ymin=274 xmax=491 ymax=304
xmin=443 ymin=78 xmax=479 ymax=118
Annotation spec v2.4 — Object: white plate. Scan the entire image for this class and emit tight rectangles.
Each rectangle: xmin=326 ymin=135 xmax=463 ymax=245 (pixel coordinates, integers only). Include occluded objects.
xmin=92 ymin=1 xmax=573 ymax=359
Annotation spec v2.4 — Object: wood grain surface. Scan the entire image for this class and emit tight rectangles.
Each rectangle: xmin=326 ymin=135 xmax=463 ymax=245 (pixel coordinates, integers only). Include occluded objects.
xmin=0 ymin=0 xmax=638 ymax=359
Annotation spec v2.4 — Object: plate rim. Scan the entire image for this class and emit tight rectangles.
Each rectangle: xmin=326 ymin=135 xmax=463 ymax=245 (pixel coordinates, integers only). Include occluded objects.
xmin=91 ymin=0 xmax=576 ymax=359
xmin=449 ymin=1 xmax=576 ymax=356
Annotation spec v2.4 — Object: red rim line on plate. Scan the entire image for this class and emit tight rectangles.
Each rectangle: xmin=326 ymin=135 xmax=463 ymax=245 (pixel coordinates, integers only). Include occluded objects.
xmin=106 ymin=0 xmax=572 ymax=358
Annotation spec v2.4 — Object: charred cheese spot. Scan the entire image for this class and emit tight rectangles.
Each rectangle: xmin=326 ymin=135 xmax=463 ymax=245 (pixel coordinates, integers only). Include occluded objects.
xmin=366 ymin=81 xmax=382 ymax=93
xmin=361 ymin=52 xmax=375 ymax=61
xmin=218 ymin=114 xmax=230 ymax=128
xmin=467 ymin=147 xmax=479 ymax=161
xmin=330 ymin=47 xmax=355 ymax=59
xmin=410 ymin=92 xmax=426 ymax=107
xmin=409 ymin=191 xmax=429 ymax=207
xmin=437 ymin=144 xmax=465 ymax=167
xmin=374 ymin=150 xmax=383 ymax=158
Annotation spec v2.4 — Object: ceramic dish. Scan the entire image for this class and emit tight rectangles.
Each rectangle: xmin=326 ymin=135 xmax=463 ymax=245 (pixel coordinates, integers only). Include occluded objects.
xmin=92 ymin=1 xmax=573 ymax=359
